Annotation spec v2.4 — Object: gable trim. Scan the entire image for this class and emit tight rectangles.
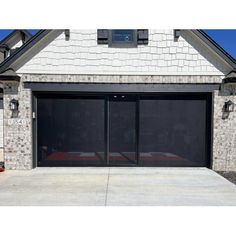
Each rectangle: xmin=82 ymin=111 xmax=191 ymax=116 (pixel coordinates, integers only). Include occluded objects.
xmin=0 ymin=30 xmax=63 ymax=74
xmin=191 ymin=30 xmax=236 ymax=69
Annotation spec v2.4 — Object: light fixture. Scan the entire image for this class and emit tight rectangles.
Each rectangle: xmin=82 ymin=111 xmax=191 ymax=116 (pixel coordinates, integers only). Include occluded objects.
xmin=222 ymin=100 xmax=234 ymax=119
xmin=9 ymin=99 xmax=19 ymax=118
xmin=224 ymin=100 xmax=234 ymax=112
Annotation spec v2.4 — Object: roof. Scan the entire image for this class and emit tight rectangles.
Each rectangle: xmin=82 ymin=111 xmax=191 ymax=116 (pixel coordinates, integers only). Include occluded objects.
xmin=0 ymin=30 xmax=32 ymax=48
xmin=0 ymin=69 xmax=20 ymax=82
xmin=222 ymin=70 xmax=236 ymax=84
xmin=0 ymin=30 xmax=63 ymax=74
xmin=191 ymin=30 xmax=236 ymax=69
xmin=0 ymin=29 xmax=235 ymax=76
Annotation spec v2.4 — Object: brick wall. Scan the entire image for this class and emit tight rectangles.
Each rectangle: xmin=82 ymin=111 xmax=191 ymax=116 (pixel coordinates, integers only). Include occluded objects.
xmin=3 ymin=82 xmax=32 ymax=169
xmin=213 ymin=90 xmax=236 ymax=171
xmin=4 ymin=74 xmax=236 ymax=171
xmin=21 ymin=73 xmax=222 ymax=83
xmin=0 ymin=103 xmax=3 ymax=163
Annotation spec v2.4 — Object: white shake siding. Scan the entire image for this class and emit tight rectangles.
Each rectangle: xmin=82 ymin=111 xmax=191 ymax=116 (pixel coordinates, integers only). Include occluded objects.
xmin=18 ymin=30 xmax=227 ymax=75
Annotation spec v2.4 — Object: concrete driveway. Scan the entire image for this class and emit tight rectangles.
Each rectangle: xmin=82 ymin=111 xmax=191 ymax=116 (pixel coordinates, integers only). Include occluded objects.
xmin=0 ymin=167 xmax=236 ymax=206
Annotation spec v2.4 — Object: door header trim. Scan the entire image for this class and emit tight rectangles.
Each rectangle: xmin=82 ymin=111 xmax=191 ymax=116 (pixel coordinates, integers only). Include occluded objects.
xmin=25 ymin=82 xmax=220 ymax=93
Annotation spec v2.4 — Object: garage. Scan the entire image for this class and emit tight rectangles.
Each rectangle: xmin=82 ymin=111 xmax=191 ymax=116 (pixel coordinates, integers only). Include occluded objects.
xmin=35 ymin=92 xmax=212 ymax=167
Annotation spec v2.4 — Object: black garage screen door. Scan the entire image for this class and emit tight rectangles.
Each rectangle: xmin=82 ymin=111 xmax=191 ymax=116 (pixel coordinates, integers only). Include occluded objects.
xmin=36 ymin=94 xmax=211 ymax=167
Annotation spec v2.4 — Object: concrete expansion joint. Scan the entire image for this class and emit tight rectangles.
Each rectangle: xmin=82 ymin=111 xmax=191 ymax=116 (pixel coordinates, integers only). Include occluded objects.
xmin=105 ymin=168 xmax=110 ymax=206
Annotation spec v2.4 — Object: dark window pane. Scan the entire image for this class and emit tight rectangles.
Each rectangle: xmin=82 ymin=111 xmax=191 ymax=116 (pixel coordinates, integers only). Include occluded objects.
xmin=109 ymin=97 xmax=137 ymax=165
xmin=37 ymin=95 xmax=105 ymax=166
xmin=139 ymin=96 xmax=207 ymax=167
xmin=112 ymin=30 xmax=134 ymax=42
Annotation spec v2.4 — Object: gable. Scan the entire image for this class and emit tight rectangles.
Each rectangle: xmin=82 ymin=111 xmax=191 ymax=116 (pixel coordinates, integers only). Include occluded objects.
xmin=17 ymin=30 xmax=232 ymax=75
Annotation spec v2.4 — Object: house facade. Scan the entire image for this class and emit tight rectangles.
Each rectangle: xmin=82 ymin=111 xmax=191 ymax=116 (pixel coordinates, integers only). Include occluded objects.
xmin=0 ymin=29 xmax=236 ymax=170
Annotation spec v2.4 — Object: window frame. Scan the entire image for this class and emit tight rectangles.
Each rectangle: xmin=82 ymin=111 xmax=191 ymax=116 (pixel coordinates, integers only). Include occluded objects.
xmin=108 ymin=30 xmax=138 ymax=48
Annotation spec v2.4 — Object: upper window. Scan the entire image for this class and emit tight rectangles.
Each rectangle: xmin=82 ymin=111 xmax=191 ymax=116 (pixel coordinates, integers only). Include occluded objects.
xmin=97 ymin=29 xmax=148 ymax=48
xmin=109 ymin=30 xmax=137 ymax=47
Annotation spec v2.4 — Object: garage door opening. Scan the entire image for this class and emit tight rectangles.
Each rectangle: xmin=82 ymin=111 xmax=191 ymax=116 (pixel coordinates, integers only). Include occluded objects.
xmin=139 ymin=95 xmax=210 ymax=167
xmin=35 ymin=93 xmax=212 ymax=167
xmin=37 ymin=95 xmax=105 ymax=166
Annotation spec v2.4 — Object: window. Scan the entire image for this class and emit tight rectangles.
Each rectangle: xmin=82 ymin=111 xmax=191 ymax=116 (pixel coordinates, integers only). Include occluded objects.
xmin=109 ymin=30 xmax=137 ymax=47
xmin=97 ymin=29 xmax=148 ymax=47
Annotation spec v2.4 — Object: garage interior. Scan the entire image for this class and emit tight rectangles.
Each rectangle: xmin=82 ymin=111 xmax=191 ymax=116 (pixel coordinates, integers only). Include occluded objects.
xmin=34 ymin=91 xmax=212 ymax=167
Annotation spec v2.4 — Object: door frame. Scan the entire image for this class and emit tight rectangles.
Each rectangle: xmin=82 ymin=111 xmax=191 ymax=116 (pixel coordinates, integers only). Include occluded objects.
xmin=32 ymin=91 xmax=213 ymax=168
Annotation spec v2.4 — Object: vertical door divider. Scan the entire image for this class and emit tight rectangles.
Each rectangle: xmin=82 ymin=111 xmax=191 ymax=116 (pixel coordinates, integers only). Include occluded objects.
xmin=105 ymin=96 xmax=109 ymax=165
xmin=136 ymin=96 xmax=140 ymax=166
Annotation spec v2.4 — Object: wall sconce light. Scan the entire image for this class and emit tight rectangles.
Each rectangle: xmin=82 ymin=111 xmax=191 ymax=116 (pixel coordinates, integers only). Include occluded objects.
xmin=222 ymin=100 xmax=234 ymax=119
xmin=224 ymin=100 xmax=234 ymax=112
xmin=9 ymin=99 xmax=19 ymax=118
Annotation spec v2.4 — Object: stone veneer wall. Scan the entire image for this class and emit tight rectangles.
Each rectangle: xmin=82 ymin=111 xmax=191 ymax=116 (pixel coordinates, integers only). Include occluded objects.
xmin=0 ymin=104 xmax=3 ymax=163
xmin=213 ymin=90 xmax=236 ymax=171
xmin=3 ymin=73 xmax=236 ymax=171
xmin=3 ymin=82 xmax=32 ymax=169
xmin=21 ymin=74 xmax=222 ymax=84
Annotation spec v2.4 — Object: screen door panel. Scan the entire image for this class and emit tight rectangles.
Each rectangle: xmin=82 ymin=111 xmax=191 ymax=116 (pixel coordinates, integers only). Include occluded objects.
xmin=37 ymin=95 xmax=105 ymax=166
xmin=109 ymin=96 xmax=137 ymax=165
xmin=139 ymin=96 xmax=207 ymax=167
